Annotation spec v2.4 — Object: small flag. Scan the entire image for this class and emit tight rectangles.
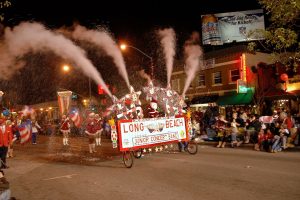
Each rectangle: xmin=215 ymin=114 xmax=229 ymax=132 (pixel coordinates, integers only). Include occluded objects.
xmin=18 ymin=120 xmax=32 ymax=144
xmin=69 ymin=112 xmax=81 ymax=127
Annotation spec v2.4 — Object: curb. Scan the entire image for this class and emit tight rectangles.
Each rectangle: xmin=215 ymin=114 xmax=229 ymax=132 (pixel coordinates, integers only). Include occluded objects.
xmin=199 ymin=141 xmax=300 ymax=150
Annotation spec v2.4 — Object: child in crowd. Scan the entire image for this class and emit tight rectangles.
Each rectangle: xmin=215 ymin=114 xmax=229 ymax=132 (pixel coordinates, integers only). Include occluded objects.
xmin=279 ymin=124 xmax=289 ymax=149
xmin=255 ymin=128 xmax=264 ymax=151
xmin=261 ymin=128 xmax=273 ymax=152
xmin=215 ymin=115 xmax=228 ymax=148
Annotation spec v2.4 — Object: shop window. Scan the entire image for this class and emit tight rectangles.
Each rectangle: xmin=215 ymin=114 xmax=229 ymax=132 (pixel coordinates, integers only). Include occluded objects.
xmin=230 ymin=69 xmax=240 ymax=82
xmin=213 ymin=71 xmax=222 ymax=85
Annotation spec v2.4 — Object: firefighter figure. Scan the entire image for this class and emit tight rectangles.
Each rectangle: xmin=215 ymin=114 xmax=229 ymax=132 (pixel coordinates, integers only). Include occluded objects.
xmin=85 ymin=113 xmax=97 ymax=153
xmin=60 ymin=115 xmax=70 ymax=146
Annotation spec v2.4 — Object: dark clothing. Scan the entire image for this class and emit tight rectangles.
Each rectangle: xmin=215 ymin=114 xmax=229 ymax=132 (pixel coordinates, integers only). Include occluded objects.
xmin=273 ymin=127 xmax=280 ymax=136
xmin=0 ymin=147 xmax=8 ymax=169
xmin=236 ymin=117 xmax=245 ymax=127
xmin=248 ymin=119 xmax=261 ymax=144
xmin=247 ymin=119 xmax=261 ymax=132
xmin=32 ymin=132 xmax=37 ymax=144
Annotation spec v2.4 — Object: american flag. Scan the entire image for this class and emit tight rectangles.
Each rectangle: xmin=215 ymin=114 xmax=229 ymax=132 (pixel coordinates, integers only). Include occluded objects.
xmin=20 ymin=106 xmax=35 ymax=117
xmin=18 ymin=120 xmax=32 ymax=144
xmin=69 ymin=112 xmax=81 ymax=127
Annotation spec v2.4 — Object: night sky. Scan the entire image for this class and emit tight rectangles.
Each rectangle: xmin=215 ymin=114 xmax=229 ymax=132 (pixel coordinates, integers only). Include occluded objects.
xmin=1 ymin=0 xmax=262 ymax=106
xmin=5 ymin=0 xmax=262 ymax=41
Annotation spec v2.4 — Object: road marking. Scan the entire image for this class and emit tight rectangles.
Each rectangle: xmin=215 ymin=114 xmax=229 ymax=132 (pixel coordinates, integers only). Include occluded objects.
xmin=153 ymin=155 xmax=186 ymax=162
xmin=43 ymin=174 xmax=78 ymax=181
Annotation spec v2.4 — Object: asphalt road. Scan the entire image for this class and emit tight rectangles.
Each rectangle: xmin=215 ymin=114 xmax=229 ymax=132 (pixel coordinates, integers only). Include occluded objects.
xmin=4 ymin=138 xmax=300 ymax=200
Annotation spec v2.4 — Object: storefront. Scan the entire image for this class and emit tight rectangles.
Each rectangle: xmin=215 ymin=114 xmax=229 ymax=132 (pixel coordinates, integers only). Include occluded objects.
xmin=263 ymin=89 xmax=299 ymax=115
xmin=216 ymin=90 xmax=254 ymax=118
xmin=189 ymin=95 xmax=219 ymax=111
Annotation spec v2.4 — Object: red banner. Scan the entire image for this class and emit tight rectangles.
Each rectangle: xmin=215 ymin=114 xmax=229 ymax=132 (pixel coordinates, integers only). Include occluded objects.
xmin=57 ymin=91 xmax=72 ymax=115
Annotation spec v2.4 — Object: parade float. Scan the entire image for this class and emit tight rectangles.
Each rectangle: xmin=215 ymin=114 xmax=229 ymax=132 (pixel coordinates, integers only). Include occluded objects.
xmin=104 ymin=83 xmax=198 ymax=168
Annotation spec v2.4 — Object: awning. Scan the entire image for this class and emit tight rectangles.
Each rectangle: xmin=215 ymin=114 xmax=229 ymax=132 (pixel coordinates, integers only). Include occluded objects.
xmin=264 ymin=89 xmax=297 ymax=100
xmin=191 ymin=95 xmax=219 ymax=104
xmin=289 ymin=90 xmax=300 ymax=96
xmin=217 ymin=91 xmax=253 ymax=106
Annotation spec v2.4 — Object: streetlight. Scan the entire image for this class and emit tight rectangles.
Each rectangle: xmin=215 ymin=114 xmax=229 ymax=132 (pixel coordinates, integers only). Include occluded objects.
xmin=62 ymin=65 xmax=70 ymax=72
xmin=120 ymin=43 xmax=154 ymax=80
xmin=61 ymin=65 xmax=92 ymax=109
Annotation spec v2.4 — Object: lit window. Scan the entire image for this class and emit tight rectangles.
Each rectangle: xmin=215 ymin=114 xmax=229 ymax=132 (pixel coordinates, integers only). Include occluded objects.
xmin=171 ymin=79 xmax=180 ymax=92
xmin=213 ymin=71 xmax=222 ymax=84
xmin=198 ymin=74 xmax=205 ymax=86
xmin=230 ymin=69 xmax=240 ymax=82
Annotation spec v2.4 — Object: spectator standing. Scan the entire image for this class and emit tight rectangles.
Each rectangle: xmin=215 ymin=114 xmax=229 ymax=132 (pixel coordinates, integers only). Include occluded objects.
xmin=0 ymin=117 xmax=12 ymax=169
xmin=31 ymin=119 xmax=41 ymax=145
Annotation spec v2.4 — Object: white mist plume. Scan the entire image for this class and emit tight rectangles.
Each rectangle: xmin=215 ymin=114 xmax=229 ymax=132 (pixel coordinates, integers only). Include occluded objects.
xmin=158 ymin=28 xmax=176 ymax=85
xmin=0 ymin=22 xmax=112 ymax=97
xmin=72 ymin=25 xmax=130 ymax=89
xmin=182 ymin=32 xmax=203 ymax=96
xmin=138 ymin=69 xmax=151 ymax=84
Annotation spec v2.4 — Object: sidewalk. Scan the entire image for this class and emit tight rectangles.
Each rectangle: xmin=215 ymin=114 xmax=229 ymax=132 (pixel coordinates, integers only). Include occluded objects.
xmin=199 ymin=140 xmax=300 ymax=150
xmin=199 ymin=140 xmax=253 ymax=148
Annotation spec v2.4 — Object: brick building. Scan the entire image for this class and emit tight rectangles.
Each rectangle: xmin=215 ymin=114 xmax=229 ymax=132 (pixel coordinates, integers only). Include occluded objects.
xmin=170 ymin=45 xmax=297 ymax=114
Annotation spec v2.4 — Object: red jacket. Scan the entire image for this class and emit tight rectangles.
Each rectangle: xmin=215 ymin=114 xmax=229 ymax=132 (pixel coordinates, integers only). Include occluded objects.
xmin=95 ymin=119 xmax=103 ymax=132
xmin=0 ymin=125 xmax=13 ymax=147
xmin=60 ymin=119 xmax=70 ymax=131
xmin=86 ymin=119 xmax=97 ymax=135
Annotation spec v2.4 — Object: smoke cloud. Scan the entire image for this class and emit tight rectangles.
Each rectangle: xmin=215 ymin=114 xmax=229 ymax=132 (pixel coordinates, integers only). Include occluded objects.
xmin=0 ymin=22 xmax=112 ymax=97
xmin=157 ymin=28 xmax=176 ymax=85
xmin=72 ymin=25 xmax=130 ymax=89
xmin=182 ymin=32 xmax=203 ymax=96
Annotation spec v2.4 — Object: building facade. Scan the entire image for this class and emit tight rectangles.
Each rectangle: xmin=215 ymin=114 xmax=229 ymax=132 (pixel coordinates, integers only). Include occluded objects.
xmin=171 ymin=46 xmax=256 ymax=107
xmin=171 ymin=45 xmax=300 ymax=116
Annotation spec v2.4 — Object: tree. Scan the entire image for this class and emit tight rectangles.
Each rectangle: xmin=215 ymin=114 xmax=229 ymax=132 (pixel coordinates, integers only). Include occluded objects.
xmin=0 ymin=0 xmax=11 ymax=22
xmin=248 ymin=0 xmax=300 ymax=71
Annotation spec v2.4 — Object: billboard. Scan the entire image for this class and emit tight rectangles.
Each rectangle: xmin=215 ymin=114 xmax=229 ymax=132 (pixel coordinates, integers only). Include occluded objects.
xmin=202 ymin=9 xmax=265 ymax=45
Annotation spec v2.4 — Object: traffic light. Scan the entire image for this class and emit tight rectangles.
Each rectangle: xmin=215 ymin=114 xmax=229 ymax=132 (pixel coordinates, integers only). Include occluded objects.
xmin=72 ymin=93 xmax=78 ymax=99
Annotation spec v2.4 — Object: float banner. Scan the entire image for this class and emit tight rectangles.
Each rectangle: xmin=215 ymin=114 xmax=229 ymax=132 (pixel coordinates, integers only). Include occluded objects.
xmin=118 ymin=117 xmax=188 ymax=151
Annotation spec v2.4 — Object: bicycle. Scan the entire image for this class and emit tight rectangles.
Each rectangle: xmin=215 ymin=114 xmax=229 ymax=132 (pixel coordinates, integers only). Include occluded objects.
xmin=184 ymin=130 xmax=199 ymax=154
xmin=122 ymin=151 xmax=134 ymax=168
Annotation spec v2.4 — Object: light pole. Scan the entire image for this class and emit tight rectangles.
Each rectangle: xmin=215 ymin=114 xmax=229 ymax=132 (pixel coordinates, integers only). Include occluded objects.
xmin=88 ymin=77 xmax=91 ymax=109
xmin=120 ymin=44 xmax=154 ymax=80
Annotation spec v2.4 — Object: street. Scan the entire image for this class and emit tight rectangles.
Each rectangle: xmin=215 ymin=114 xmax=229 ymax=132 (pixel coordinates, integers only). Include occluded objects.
xmin=4 ymin=137 xmax=300 ymax=200
xmin=1 ymin=1 xmax=299 ymax=200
